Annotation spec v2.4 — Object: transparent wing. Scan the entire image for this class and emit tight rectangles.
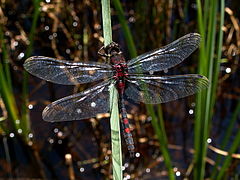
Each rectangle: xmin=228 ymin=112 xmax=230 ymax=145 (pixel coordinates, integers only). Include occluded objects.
xmin=42 ymin=80 xmax=113 ymax=122
xmin=125 ymin=74 xmax=209 ymax=104
xmin=24 ymin=56 xmax=113 ymax=85
xmin=127 ymin=33 xmax=200 ymax=74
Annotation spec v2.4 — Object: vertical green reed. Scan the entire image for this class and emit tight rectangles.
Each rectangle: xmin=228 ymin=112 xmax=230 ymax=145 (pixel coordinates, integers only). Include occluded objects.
xmin=213 ymin=100 xmax=240 ymax=179
xmin=0 ymin=24 xmax=20 ymax=132
xmin=112 ymin=0 xmax=175 ymax=179
xmin=194 ymin=0 xmax=224 ymax=179
xmin=0 ymin=0 xmax=40 ymax=139
xmin=101 ymin=0 xmax=122 ymax=179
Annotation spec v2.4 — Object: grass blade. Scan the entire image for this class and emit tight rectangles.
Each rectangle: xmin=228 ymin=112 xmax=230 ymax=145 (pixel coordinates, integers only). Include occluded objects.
xmin=109 ymin=84 xmax=122 ymax=180
xmin=101 ymin=0 xmax=122 ymax=179
xmin=0 ymin=25 xmax=20 ymax=132
xmin=112 ymin=0 xmax=137 ymax=57
xmin=211 ymin=100 xmax=240 ymax=178
xmin=194 ymin=0 xmax=223 ymax=179
xmin=101 ymin=0 xmax=112 ymax=46
xmin=216 ymin=129 xmax=240 ymax=180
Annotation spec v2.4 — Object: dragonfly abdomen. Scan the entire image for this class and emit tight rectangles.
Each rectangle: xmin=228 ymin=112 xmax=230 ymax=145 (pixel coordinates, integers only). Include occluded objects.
xmin=119 ymin=94 xmax=135 ymax=157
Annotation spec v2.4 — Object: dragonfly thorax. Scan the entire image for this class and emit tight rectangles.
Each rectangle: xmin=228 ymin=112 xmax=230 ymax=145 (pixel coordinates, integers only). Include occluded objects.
xmin=112 ymin=63 xmax=128 ymax=79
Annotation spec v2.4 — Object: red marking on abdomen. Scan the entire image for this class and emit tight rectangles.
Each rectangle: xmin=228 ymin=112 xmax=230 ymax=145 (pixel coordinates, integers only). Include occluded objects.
xmin=125 ymin=128 xmax=130 ymax=133
xmin=123 ymin=118 xmax=129 ymax=124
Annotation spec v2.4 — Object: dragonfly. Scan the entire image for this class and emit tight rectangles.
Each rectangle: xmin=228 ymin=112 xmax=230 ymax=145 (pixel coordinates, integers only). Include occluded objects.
xmin=24 ymin=33 xmax=209 ymax=157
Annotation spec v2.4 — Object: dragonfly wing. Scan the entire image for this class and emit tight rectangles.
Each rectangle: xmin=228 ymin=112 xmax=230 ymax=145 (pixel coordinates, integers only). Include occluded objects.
xmin=127 ymin=33 xmax=200 ymax=74
xmin=125 ymin=74 xmax=209 ymax=104
xmin=42 ymin=80 xmax=113 ymax=122
xmin=24 ymin=56 xmax=113 ymax=85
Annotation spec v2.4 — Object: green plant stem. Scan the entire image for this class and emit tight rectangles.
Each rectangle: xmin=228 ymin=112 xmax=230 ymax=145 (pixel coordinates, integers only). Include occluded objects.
xmin=147 ymin=105 xmax=175 ymax=180
xmin=0 ymin=26 xmax=12 ymax=90
xmin=109 ymin=84 xmax=122 ymax=180
xmin=216 ymin=129 xmax=240 ymax=180
xmin=194 ymin=0 xmax=221 ymax=179
xmin=0 ymin=25 xmax=20 ymax=132
xmin=0 ymin=62 xmax=19 ymax=132
xmin=101 ymin=0 xmax=122 ymax=179
xmin=112 ymin=0 xmax=137 ymax=57
xmin=210 ymin=0 xmax=225 ymax=123
xmin=101 ymin=0 xmax=112 ymax=46
xmin=211 ymin=100 xmax=240 ymax=178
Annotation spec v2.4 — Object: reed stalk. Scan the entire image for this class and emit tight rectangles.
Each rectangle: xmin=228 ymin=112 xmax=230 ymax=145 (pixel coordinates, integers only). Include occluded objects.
xmin=0 ymin=25 xmax=20 ymax=132
xmin=194 ymin=0 xmax=224 ymax=179
xmin=101 ymin=0 xmax=122 ymax=179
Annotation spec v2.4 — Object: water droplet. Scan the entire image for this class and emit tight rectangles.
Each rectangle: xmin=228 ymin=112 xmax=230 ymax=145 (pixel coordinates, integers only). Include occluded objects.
xmin=58 ymin=140 xmax=62 ymax=144
xmin=53 ymin=33 xmax=57 ymax=37
xmin=146 ymin=168 xmax=150 ymax=173
xmin=129 ymin=16 xmax=135 ymax=23
xmin=15 ymin=119 xmax=20 ymax=124
xmin=28 ymin=133 xmax=33 ymax=138
xmin=189 ymin=109 xmax=194 ymax=115
xmin=53 ymin=128 xmax=59 ymax=133
xmin=44 ymin=26 xmax=49 ymax=31
xmin=9 ymin=133 xmax=15 ymax=138
xmin=135 ymin=152 xmax=140 ymax=157
xmin=66 ymin=49 xmax=70 ymax=54
xmin=45 ymin=0 xmax=51 ymax=3
xmin=49 ymin=35 xmax=53 ymax=40
xmin=226 ymin=67 xmax=231 ymax=73
xmin=80 ymin=167 xmax=84 ymax=172
xmin=207 ymin=138 xmax=212 ymax=144
xmin=13 ymin=41 xmax=18 ymax=46
xmin=57 ymin=131 xmax=63 ymax=137
xmin=73 ymin=22 xmax=78 ymax=27
xmin=91 ymin=102 xmax=96 ymax=107
xmin=48 ymin=138 xmax=54 ymax=144
xmin=176 ymin=171 xmax=181 ymax=176
xmin=28 ymin=104 xmax=33 ymax=109
xmin=17 ymin=129 xmax=22 ymax=134
xmin=17 ymin=52 xmax=25 ymax=60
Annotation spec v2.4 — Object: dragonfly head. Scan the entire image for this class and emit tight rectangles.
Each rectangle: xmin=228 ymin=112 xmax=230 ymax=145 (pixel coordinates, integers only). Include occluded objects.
xmin=105 ymin=42 xmax=122 ymax=57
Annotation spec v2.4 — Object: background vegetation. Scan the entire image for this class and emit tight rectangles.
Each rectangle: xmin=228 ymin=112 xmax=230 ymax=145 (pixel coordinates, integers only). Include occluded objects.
xmin=0 ymin=0 xmax=239 ymax=179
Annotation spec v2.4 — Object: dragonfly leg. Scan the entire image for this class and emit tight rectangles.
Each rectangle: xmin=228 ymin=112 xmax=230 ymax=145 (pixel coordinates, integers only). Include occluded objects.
xmin=98 ymin=45 xmax=109 ymax=58
xmin=98 ymin=42 xmax=121 ymax=58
